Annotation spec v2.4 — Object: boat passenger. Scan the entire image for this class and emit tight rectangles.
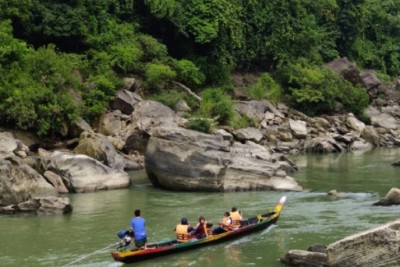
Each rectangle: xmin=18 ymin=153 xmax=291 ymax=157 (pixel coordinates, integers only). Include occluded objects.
xmin=230 ymin=207 xmax=243 ymax=229
xmin=212 ymin=212 xmax=232 ymax=235
xmin=130 ymin=209 xmax=148 ymax=249
xmin=175 ymin=217 xmax=195 ymax=243
xmin=193 ymin=216 xmax=213 ymax=239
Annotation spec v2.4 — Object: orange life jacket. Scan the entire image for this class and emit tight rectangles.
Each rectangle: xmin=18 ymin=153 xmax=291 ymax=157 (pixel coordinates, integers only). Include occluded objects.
xmin=205 ymin=223 xmax=212 ymax=236
xmin=230 ymin=211 xmax=242 ymax=228
xmin=175 ymin=224 xmax=191 ymax=242
xmin=221 ymin=217 xmax=233 ymax=231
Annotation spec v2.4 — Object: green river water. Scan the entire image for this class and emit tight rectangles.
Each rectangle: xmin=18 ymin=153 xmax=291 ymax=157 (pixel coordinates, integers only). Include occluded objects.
xmin=1 ymin=148 xmax=400 ymax=267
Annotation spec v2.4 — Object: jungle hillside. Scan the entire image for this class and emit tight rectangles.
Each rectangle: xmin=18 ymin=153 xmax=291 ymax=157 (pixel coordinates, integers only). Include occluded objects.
xmin=1 ymin=0 xmax=399 ymax=137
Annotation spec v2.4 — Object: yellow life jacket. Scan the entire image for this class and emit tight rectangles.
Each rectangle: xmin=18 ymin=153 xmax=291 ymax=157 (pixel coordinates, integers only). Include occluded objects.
xmin=205 ymin=222 xmax=212 ymax=236
xmin=221 ymin=217 xmax=233 ymax=231
xmin=230 ymin=211 xmax=242 ymax=228
xmin=176 ymin=224 xmax=191 ymax=242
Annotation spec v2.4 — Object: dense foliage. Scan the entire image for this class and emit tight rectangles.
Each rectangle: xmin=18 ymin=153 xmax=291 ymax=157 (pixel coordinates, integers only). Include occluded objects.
xmin=1 ymin=0 xmax=399 ymax=135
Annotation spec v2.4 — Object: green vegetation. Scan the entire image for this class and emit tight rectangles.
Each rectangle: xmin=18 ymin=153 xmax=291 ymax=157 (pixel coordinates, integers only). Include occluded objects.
xmin=246 ymin=73 xmax=282 ymax=103
xmin=278 ymin=60 xmax=369 ymax=116
xmin=1 ymin=0 xmax=400 ymax=136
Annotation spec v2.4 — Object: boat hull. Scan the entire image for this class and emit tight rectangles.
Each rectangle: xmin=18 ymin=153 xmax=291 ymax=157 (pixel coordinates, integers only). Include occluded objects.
xmin=111 ymin=196 xmax=286 ymax=264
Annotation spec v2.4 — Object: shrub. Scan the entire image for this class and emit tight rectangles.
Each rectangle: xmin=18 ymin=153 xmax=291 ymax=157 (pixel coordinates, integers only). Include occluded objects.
xmin=278 ymin=61 xmax=369 ymax=116
xmin=173 ymin=59 xmax=205 ymax=87
xmin=247 ymin=73 xmax=281 ymax=103
xmin=81 ymin=74 xmax=119 ymax=120
xmin=145 ymin=62 xmax=176 ymax=90
xmin=229 ymin=113 xmax=256 ymax=129
xmin=199 ymin=87 xmax=234 ymax=125
xmin=151 ymin=90 xmax=183 ymax=109
xmin=137 ymin=34 xmax=168 ymax=62
xmin=108 ymin=43 xmax=142 ymax=74
xmin=186 ymin=117 xmax=213 ymax=133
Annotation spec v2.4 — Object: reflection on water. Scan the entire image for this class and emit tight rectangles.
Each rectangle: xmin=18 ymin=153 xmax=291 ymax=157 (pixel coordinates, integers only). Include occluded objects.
xmin=0 ymin=148 xmax=400 ymax=266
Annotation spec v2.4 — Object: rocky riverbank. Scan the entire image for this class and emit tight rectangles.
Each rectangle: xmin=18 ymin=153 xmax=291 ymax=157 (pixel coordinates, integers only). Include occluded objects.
xmin=1 ymin=58 xmax=400 ymax=213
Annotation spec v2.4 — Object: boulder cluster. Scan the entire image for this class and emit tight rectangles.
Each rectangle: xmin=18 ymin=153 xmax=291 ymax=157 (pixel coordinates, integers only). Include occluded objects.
xmin=2 ymin=58 xmax=400 ymax=214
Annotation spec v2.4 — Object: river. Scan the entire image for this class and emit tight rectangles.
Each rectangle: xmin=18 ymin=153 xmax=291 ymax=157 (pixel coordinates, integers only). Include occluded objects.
xmin=1 ymin=148 xmax=399 ymax=266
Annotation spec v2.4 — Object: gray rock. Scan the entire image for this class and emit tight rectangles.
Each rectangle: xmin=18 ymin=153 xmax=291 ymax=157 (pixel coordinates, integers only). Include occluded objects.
xmin=289 ymin=119 xmax=307 ymax=139
xmin=327 ymin=220 xmax=400 ymax=267
xmin=392 ymin=160 xmax=400 ymax=167
xmin=304 ymin=137 xmax=345 ymax=153
xmin=130 ymin=100 xmax=177 ymax=132
xmin=233 ymin=127 xmax=263 ymax=143
xmin=346 ymin=114 xmax=365 ymax=132
xmin=314 ymin=117 xmax=331 ymax=128
xmin=112 ymin=90 xmax=142 ymax=115
xmin=0 ymin=132 xmax=18 ymax=153
xmin=174 ymin=99 xmax=192 ymax=112
xmin=69 ymin=117 xmax=93 ymax=138
xmin=36 ymin=196 xmax=72 ymax=214
xmin=371 ymin=113 xmax=398 ymax=130
xmin=0 ymin=155 xmax=57 ymax=206
xmin=281 ymin=249 xmax=328 ymax=267
xmin=214 ymin=129 xmax=234 ymax=142
xmin=361 ymin=126 xmax=380 ymax=146
xmin=38 ymin=149 xmax=130 ymax=193
xmin=373 ymin=188 xmax=400 ymax=206
xmin=124 ymin=130 xmax=150 ymax=154
xmin=360 ymin=71 xmax=381 ymax=90
xmin=234 ymin=100 xmax=270 ymax=122
xmin=74 ymin=131 xmax=126 ymax=171
xmin=145 ymin=127 xmax=302 ymax=192
xmin=97 ymin=111 xmax=124 ymax=136
xmin=43 ymin=171 xmax=69 ymax=194
xmin=325 ymin=57 xmax=361 ymax=85
xmin=349 ymin=140 xmax=373 ymax=152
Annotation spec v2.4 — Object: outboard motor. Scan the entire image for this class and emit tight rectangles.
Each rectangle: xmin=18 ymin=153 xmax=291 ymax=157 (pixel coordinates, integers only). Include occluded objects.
xmin=117 ymin=229 xmax=135 ymax=248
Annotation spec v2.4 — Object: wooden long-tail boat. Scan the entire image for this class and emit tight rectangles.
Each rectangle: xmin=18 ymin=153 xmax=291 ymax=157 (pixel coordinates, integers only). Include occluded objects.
xmin=111 ymin=196 xmax=286 ymax=264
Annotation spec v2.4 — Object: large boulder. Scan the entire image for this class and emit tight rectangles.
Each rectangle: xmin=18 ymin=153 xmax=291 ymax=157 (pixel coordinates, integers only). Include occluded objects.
xmin=38 ymin=150 xmax=130 ymax=193
xmin=74 ymin=131 xmax=126 ymax=171
xmin=0 ymin=155 xmax=57 ymax=206
xmin=128 ymin=100 xmax=180 ymax=133
xmin=145 ymin=127 xmax=302 ymax=192
xmin=373 ymin=188 xmax=400 ymax=206
xmin=234 ymin=100 xmax=270 ymax=122
xmin=325 ymin=57 xmax=361 ymax=85
xmin=327 ymin=220 xmax=400 ymax=267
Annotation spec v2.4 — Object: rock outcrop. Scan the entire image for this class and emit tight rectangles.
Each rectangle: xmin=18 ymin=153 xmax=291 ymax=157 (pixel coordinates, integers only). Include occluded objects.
xmin=145 ymin=126 xmax=302 ymax=192
xmin=0 ymin=155 xmax=57 ymax=206
xmin=74 ymin=131 xmax=126 ymax=171
xmin=327 ymin=220 xmax=400 ymax=267
xmin=281 ymin=249 xmax=328 ymax=267
xmin=38 ymin=149 xmax=130 ymax=193
xmin=0 ymin=196 xmax=72 ymax=214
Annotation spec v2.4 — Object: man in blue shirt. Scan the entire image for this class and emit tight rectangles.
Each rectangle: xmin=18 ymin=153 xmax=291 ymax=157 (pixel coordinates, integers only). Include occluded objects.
xmin=130 ymin=209 xmax=147 ymax=249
